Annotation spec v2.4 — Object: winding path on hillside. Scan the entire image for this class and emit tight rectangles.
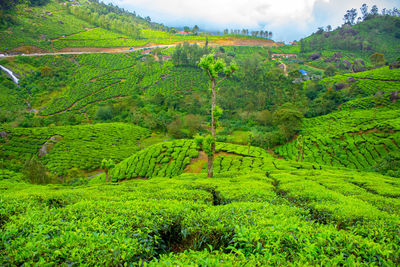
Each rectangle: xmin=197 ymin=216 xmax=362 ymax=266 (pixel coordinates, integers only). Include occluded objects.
xmin=0 ymin=45 xmax=177 ymax=58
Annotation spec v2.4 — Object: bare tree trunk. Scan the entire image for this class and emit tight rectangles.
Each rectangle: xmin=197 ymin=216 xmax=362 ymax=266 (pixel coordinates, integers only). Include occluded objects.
xmin=105 ymin=170 xmax=109 ymax=183
xmin=207 ymin=149 xmax=213 ymax=177
xmin=211 ymin=78 xmax=216 ymax=139
xmin=208 ymin=78 xmax=216 ymax=178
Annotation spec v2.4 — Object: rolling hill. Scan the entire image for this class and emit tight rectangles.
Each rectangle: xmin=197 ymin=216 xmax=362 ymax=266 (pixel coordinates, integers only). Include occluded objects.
xmin=301 ymin=15 xmax=400 ymax=61
xmin=0 ymin=0 xmax=278 ymax=54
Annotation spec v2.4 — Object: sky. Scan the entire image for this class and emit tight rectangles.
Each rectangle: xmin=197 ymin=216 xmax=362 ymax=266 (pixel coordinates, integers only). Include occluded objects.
xmin=102 ymin=0 xmax=400 ymax=42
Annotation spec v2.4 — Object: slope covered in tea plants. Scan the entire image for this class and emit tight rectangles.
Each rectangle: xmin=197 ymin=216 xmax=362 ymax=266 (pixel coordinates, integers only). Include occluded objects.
xmin=111 ymin=139 xmax=330 ymax=182
xmin=0 ymin=123 xmax=150 ymax=176
xmin=321 ymin=66 xmax=400 ymax=95
xmin=275 ymin=107 xmax=400 ymax=173
xmin=0 ymin=0 xmax=160 ymax=52
xmin=1 ymin=168 xmax=399 ymax=265
xmin=0 ymin=45 xmax=294 ymax=129
xmin=0 ymin=0 xmax=277 ymax=53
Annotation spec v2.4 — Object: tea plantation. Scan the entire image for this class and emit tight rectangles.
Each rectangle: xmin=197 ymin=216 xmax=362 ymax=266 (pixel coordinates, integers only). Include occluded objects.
xmin=1 ymin=0 xmax=400 ymax=265
xmin=0 ymin=123 xmax=150 ymax=176
xmin=275 ymin=108 xmax=400 ymax=171
xmin=321 ymin=66 xmax=400 ymax=95
xmin=111 ymin=139 xmax=325 ymax=181
xmin=1 ymin=167 xmax=399 ymax=265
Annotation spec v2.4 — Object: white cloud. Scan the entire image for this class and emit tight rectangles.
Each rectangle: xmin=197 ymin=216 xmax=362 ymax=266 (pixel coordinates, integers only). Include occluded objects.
xmin=104 ymin=0 xmax=400 ymax=41
xmin=114 ymin=0 xmax=327 ymax=26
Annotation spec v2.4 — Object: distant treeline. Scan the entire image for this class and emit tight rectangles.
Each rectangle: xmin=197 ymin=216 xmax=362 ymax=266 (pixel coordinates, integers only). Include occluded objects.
xmin=220 ymin=29 xmax=273 ymax=38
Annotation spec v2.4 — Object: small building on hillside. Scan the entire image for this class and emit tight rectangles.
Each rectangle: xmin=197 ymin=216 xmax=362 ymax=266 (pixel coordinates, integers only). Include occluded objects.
xmin=141 ymin=49 xmax=152 ymax=55
xmin=299 ymin=69 xmax=308 ymax=76
xmin=174 ymin=31 xmax=191 ymax=35
xmin=272 ymin=53 xmax=297 ymax=59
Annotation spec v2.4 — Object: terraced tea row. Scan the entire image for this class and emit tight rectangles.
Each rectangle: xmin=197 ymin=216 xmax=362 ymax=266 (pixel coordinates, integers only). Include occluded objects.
xmin=275 ymin=108 xmax=400 ymax=171
xmin=111 ymin=139 xmax=324 ymax=181
xmin=321 ymin=66 xmax=400 ymax=95
xmin=0 ymin=123 xmax=150 ymax=175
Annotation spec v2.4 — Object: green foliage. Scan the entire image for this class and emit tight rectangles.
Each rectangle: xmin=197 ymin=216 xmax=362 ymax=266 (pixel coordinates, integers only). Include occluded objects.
xmin=273 ymin=103 xmax=303 ymax=140
xmin=111 ymin=139 xmax=289 ymax=181
xmin=1 ymin=47 xmax=307 ymax=131
xmin=0 ymin=168 xmax=399 ymax=265
xmin=0 ymin=123 xmax=150 ymax=176
xmin=199 ymin=53 xmax=238 ymax=79
xmin=375 ymin=152 xmax=400 ymax=178
xmin=101 ymin=158 xmax=115 ymax=182
xmin=276 ymin=108 xmax=400 ymax=171
xmin=22 ymin=155 xmax=51 ymax=184
xmin=370 ymin=52 xmax=385 ymax=66
xmin=172 ymin=42 xmax=209 ymax=66
xmin=95 ymin=106 xmax=113 ymax=121
xmin=301 ymin=15 xmax=400 ymax=61
xmin=0 ymin=169 xmax=24 ymax=182
xmin=111 ymin=139 xmax=199 ymax=180
xmin=194 ymin=134 xmax=204 ymax=149
xmin=167 ymin=118 xmax=184 ymax=139
xmin=203 ymin=135 xmax=215 ymax=156
xmin=101 ymin=158 xmax=115 ymax=170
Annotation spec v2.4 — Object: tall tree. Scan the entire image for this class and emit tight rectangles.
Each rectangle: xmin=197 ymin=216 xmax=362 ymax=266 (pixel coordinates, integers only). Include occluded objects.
xmin=360 ymin=4 xmax=369 ymax=20
xmin=371 ymin=5 xmax=379 ymax=16
xmin=199 ymin=54 xmax=237 ymax=177
xmin=192 ymin=25 xmax=199 ymax=34
xmin=344 ymin=8 xmax=358 ymax=25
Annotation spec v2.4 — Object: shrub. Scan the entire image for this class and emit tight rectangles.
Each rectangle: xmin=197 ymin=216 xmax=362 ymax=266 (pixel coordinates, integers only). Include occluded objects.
xmin=167 ymin=118 xmax=185 ymax=139
xmin=95 ymin=106 xmax=113 ymax=121
xmin=22 ymin=156 xmax=52 ymax=184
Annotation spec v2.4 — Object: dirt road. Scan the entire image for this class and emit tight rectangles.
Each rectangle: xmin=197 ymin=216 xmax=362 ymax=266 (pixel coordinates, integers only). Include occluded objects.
xmin=0 ymin=38 xmax=282 ymax=58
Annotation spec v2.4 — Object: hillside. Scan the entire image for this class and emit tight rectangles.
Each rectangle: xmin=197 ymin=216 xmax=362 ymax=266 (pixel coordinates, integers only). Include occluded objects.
xmin=301 ymin=15 xmax=400 ymax=61
xmin=0 ymin=0 xmax=278 ymax=54
xmin=275 ymin=108 xmax=400 ymax=173
xmin=0 ymin=123 xmax=150 ymax=177
xmin=0 ymin=0 xmax=160 ymax=52
xmin=0 ymin=46 xmax=299 ymax=131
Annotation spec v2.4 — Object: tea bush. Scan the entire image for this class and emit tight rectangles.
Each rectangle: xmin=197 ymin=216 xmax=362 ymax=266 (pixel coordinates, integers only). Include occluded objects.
xmin=0 ymin=123 xmax=150 ymax=176
xmin=1 ymin=168 xmax=399 ymax=265
xmin=276 ymin=108 xmax=400 ymax=172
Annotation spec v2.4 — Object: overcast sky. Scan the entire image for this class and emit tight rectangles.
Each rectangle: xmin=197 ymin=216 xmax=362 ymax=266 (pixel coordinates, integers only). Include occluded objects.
xmin=102 ymin=0 xmax=400 ymax=42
